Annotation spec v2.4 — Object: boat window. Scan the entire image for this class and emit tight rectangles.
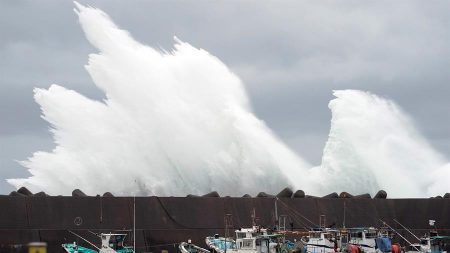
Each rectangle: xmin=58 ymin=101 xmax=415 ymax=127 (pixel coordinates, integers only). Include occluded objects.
xmin=108 ymin=235 xmax=125 ymax=250
xmin=420 ymin=240 xmax=428 ymax=245
xmin=351 ymin=232 xmax=363 ymax=238
xmin=237 ymin=233 xmax=246 ymax=239
xmin=243 ymin=239 xmax=253 ymax=248
xmin=366 ymin=232 xmax=377 ymax=239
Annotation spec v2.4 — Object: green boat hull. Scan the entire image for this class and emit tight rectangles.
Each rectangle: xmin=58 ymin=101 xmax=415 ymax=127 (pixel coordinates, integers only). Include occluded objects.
xmin=62 ymin=243 xmax=134 ymax=253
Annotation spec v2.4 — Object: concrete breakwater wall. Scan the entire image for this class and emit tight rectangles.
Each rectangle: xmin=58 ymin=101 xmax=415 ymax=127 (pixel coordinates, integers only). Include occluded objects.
xmin=0 ymin=196 xmax=449 ymax=253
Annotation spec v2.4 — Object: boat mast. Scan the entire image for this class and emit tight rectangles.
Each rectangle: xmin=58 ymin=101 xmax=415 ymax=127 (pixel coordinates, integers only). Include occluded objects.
xmin=274 ymin=198 xmax=278 ymax=230
xmin=343 ymin=200 xmax=346 ymax=228
xmin=134 ymin=194 xmax=136 ymax=252
xmin=133 ymin=180 xmax=137 ymax=253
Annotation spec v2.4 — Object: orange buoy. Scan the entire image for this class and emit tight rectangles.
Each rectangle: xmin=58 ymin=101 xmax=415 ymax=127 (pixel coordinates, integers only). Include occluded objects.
xmin=348 ymin=245 xmax=361 ymax=253
xmin=391 ymin=244 xmax=401 ymax=253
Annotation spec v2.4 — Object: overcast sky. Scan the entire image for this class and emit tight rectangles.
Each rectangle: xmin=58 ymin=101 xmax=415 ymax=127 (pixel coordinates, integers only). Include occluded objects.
xmin=1 ymin=0 xmax=449 ymax=194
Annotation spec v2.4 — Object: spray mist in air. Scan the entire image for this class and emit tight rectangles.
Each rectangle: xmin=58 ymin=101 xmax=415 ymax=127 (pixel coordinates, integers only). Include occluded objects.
xmin=7 ymin=2 xmax=311 ymax=196
xmin=7 ymin=3 xmax=449 ymax=197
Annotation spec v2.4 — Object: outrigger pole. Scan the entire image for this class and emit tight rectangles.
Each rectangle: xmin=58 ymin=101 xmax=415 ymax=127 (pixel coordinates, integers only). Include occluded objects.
xmin=68 ymin=230 xmax=101 ymax=251
xmin=393 ymin=219 xmax=421 ymax=241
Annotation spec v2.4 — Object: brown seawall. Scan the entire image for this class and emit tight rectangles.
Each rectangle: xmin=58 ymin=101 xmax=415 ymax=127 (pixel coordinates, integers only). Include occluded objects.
xmin=0 ymin=196 xmax=449 ymax=253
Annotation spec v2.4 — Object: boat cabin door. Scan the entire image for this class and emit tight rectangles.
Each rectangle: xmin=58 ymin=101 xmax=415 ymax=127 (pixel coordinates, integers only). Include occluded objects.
xmin=256 ymin=238 xmax=270 ymax=253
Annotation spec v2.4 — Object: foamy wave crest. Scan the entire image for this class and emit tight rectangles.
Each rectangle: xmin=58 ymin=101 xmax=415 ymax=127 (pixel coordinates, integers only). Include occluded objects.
xmin=309 ymin=90 xmax=448 ymax=197
xmin=8 ymin=3 xmax=449 ymax=197
xmin=7 ymin=2 xmax=311 ymax=196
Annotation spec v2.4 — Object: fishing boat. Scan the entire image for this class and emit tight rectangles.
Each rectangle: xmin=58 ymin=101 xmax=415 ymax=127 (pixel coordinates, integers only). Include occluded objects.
xmin=304 ymin=228 xmax=340 ymax=253
xmin=345 ymin=227 xmax=393 ymax=253
xmin=255 ymin=234 xmax=292 ymax=253
xmin=386 ymin=219 xmax=449 ymax=253
xmin=62 ymin=233 xmax=134 ymax=253
xmin=179 ymin=240 xmax=211 ymax=253
xmin=62 ymin=242 xmax=97 ymax=253
xmin=404 ymin=234 xmax=433 ymax=253
xmin=235 ymin=226 xmax=269 ymax=251
xmin=206 ymin=227 xmax=292 ymax=253
xmin=405 ymin=235 xmax=450 ymax=253
xmin=205 ymin=234 xmax=236 ymax=253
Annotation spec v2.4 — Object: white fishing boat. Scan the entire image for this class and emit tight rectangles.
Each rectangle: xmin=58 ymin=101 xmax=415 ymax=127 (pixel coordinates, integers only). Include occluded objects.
xmin=206 ymin=234 xmax=236 ymax=253
xmin=235 ymin=226 xmax=269 ymax=251
xmin=405 ymin=238 xmax=430 ymax=253
xmin=388 ymin=219 xmax=449 ymax=253
xmin=405 ymin=235 xmax=450 ymax=253
xmin=345 ymin=228 xmax=393 ymax=253
xmin=304 ymin=228 xmax=339 ymax=253
xmin=206 ymin=226 xmax=289 ymax=253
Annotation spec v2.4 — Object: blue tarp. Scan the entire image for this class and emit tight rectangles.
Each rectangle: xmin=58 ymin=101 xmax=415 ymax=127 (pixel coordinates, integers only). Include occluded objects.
xmin=375 ymin=238 xmax=392 ymax=253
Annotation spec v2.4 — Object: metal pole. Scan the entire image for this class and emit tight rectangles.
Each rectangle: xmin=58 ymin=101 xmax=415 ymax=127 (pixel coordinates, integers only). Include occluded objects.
xmin=68 ymin=230 xmax=101 ymax=250
xmin=275 ymin=198 xmax=278 ymax=230
xmin=393 ymin=219 xmax=420 ymax=241
xmin=343 ymin=200 xmax=346 ymax=228
xmin=134 ymin=195 xmax=136 ymax=252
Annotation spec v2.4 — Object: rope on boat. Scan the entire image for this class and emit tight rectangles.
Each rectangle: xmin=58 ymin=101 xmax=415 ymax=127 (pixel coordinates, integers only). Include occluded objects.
xmin=276 ymin=197 xmax=317 ymax=229
xmin=379 ymin=219 xmax=420 ymax=251
xmin=68 ymin=230 xmax=101 ymax=250
xmin=393 ymin=219 xmax=421 ymax=241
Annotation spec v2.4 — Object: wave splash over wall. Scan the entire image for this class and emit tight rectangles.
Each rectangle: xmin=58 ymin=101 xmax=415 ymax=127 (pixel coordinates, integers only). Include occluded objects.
xmin=7 ymin=3 xmax=311 ymax=196
xmin=8 ymin=3 xmax=449 ymax=197
xmin=309 ymin=90 xmax=449 ymax=198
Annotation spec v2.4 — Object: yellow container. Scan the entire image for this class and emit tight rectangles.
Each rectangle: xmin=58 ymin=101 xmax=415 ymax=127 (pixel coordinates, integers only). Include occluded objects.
xmin=28 ymin=242 xmax=47 ymax=253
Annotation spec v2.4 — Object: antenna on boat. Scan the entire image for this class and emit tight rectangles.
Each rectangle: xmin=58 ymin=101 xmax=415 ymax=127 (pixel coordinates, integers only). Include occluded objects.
xmin=343 ymin=200 xmax=346 ymax=228
xmin=393 ymin=219 xmax=420 ymax=241
xmin=133 ymin=179 xmax=137 ymax=253
xmin=274 ymin=198 xmax=278 ymax=230
xmin=319 ymin=215 xmax=326 ymax=229
xmin=224 ymin=214 xmax=233 ymax=253
xmin=68 ymin=230 xmax=101 ymax=251
xmin=251 ymin=208 xmax=256 ymax=227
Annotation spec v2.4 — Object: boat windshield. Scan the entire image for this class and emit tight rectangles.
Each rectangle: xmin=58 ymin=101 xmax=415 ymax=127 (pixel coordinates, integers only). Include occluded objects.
xmin=236 ymin=232 xmax=246 ymax=239
xmin=324 ymin=233 xmax=334 ymax=240
xmin=366 ymin=232 xmax=377 ymax=239
xmin=109 ymin=235 xmax=126 ymax=250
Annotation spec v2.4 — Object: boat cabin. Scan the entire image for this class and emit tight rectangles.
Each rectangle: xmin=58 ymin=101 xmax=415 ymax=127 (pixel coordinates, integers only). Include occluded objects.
xmin=430 ymin=236 xmax=450 ymax=253
xmin=346 ymin=228 xmax=381 ymax=253
xmin=235 ymin=226 xmax=268 ymax=250
xmin=305 ymin=228 xmax=339 ymax=253
xmin=100 ymin=233 xmax=133 ymax=253
xmin=255 ymin=236 xmax=281 ymax=253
